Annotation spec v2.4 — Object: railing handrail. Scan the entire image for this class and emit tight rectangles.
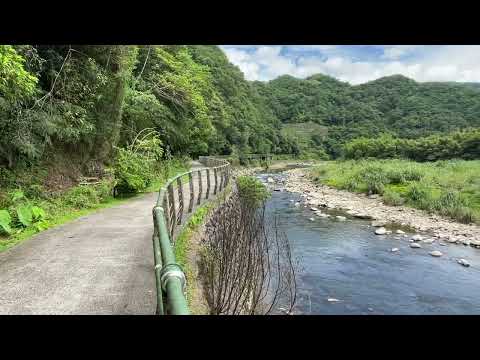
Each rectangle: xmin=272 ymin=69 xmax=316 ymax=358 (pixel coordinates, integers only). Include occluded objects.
xmin=152 ymin=156 xmax=231 ymax=315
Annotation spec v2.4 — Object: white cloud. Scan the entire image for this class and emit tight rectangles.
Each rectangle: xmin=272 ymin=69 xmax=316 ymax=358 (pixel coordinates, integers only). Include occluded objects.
xmin=381 ymin=45 xmax=423 ymax=60
xmin=221 ymin=46 xmax=297 ymax=81
xmin=220 ymin=45 xmax=480 ymax=85
xmin=286 ymin=45 xmax=338 ymax=52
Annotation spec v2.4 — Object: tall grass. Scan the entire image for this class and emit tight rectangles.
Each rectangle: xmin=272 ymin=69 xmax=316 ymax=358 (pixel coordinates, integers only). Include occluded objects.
xmin=311 ymin=159 xmax=480 ymax=224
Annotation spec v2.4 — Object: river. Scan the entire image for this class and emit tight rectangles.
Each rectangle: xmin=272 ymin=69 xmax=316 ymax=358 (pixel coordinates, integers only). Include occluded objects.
xmin=257 ymin=171 xmax=480 ymax=315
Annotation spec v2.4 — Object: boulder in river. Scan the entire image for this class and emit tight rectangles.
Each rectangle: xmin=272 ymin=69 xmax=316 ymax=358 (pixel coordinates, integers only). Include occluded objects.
xmin=471 ymin=240 xmax=480 ymax=249
xmin=395 ymin=229 xmax=405 ymax=234
xmin=429 ymin=250 xmax=442 ymax=257
xmin=411 ymin=234 xmax=423 ymax=242
xmin=309 ymin=218 xmax=315 ymax=222
xmin=375 ymin=227 xmax=387 ymax=235
xmin=391 ymin=248 xmax=399 ymax=252
xmin=310 ymin=207 xmax=319 ymax=211
xmin=267 ymin=177 xmax=274 ymax=183
xmin=294 ymin=202 xmax=301 ymax=207
xmin=422 ymin=239 xmax=435 ymax=244
xmin=457 ymin=259 xmax=470 ymax=267
xmin=410 ymin=243 xmax=422 ymax=249
xmin=354 ymin=213 xmax=372 ymax=219
xmin=336 ymin=216 xmax=346 ymax=221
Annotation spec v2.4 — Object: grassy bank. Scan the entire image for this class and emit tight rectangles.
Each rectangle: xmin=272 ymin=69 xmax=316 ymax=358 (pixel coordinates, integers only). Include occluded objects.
xmin=0 ymin=160 xmax=188 ymax=252
xmin=310 ymin=159 xmax=480 ymax=224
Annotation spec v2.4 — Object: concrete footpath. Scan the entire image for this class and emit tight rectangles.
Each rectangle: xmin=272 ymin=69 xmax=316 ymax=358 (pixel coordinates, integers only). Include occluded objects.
xmin=0 ymin=193 xmax=158 ymax=314
xmin=0 ymin=160 xmax=224 ymax=314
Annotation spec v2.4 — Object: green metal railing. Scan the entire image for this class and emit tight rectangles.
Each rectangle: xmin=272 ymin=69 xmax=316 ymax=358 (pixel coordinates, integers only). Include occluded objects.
xmin=151 ymin=157 xmax=231 ymax=315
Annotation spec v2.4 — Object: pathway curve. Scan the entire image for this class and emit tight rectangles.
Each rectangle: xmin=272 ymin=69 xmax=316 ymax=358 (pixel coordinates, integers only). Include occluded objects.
xmin=0 ymin=161 xmax=221 ymax=314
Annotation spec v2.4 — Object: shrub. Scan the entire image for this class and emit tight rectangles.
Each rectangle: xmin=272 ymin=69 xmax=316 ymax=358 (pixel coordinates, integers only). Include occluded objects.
xmin=25 ymin=184 xmax=45 ymax=199
xmin=114 ymin=130 xmax=163 ymax=194
xmin=359 ymin=168 xmax=387 ymax=194
xmin=401 ymin=168 xmax=423 ymax=182
xmin=386 ymin=169 xmax=405 ymax=184
xmin=437 ymin=191 xmax=465 ymax=210
xmin=0 ymin=190 xmax=47 ymax=235
xmin=450 ymin=207 xmax=475 ymax=224
xmin=0 ymin=209 xmax=12 ymax=234
xmin=345 ymin=177 xmax=359 ymax=192
xmin=383 ymin=190 xmax=405 ymax=206
xmin=94 ymin=178 xmax=116 ymax=202
xmin=64 ymin=186 xmax=99 ymax=209
xmin=236 ymin=176 xmax=270 ymax=208
xmin=406 ymin=183 xmax=429 ymax=202
xmin=114 ymin=148 xmax=154 ymax=194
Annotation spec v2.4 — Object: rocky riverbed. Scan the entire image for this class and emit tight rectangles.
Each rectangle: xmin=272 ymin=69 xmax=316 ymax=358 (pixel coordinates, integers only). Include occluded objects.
xmin=284 ymin=168 xmax=480 ymax=249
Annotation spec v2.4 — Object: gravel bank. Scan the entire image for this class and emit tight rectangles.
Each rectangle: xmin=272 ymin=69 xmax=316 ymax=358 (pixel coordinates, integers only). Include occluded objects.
xmin=284 ymin=168 xmax=480 ymax=249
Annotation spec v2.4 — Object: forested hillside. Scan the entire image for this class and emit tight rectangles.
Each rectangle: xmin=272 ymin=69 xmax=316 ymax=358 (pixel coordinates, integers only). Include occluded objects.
xmin=0 ymin=45 xmax=295 ymax=173
xmin=256 ymin=74 xmax=480 ymax=158
xmin=1 ymin=44 xmax=480 ymax=172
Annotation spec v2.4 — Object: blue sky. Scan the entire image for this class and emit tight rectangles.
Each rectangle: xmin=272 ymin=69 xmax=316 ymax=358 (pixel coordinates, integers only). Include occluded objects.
xmin=219 ymin=45 xmax=480 ymax=84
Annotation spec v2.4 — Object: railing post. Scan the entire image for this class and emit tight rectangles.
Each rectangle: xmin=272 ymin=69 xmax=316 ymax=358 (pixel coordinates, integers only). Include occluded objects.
xmin=197 ymin=170 xmax=203 ymax=205
xmin=188 ymin=172 xmax=194 ymax=213
xmin=167 ymin=183 xmax=176 ymax=239
xmin=219 ymin=167 xmax=224 ymax=191
xmin=163 ymin=196 xmax=169 ymax=241
xmin=213 ymin=168 xmax=218 ymax=195
xmin=206 ymin=168 xmax=211 ymax=199
xmin=177 ymin=177 xmax=184 ymax=225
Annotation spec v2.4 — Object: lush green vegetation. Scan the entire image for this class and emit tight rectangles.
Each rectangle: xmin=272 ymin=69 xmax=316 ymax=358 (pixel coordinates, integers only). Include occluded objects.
xmin=256 ymin=74 xmax=480 ymax=158
xmin=236 ymin=176 xmax=270 ymax=207
xmin=0 ymin=45 xmax=290 ymax=169
xmin=0 ymin=158 xmax=186 ymax=251
xmin=311 ymin=159 xmax=480 ymax=224
xmin=343 ymin=129 xmax=480 ymax=161
xmin=2 ymin=45 xmax=480 ymax=167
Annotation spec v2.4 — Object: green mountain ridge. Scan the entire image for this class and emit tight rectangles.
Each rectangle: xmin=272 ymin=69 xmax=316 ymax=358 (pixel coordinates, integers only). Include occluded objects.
xmin=255 ymin=72 xmax=480 ymax=157
xmin=1 ymin=45 xmax=479 ymax=170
